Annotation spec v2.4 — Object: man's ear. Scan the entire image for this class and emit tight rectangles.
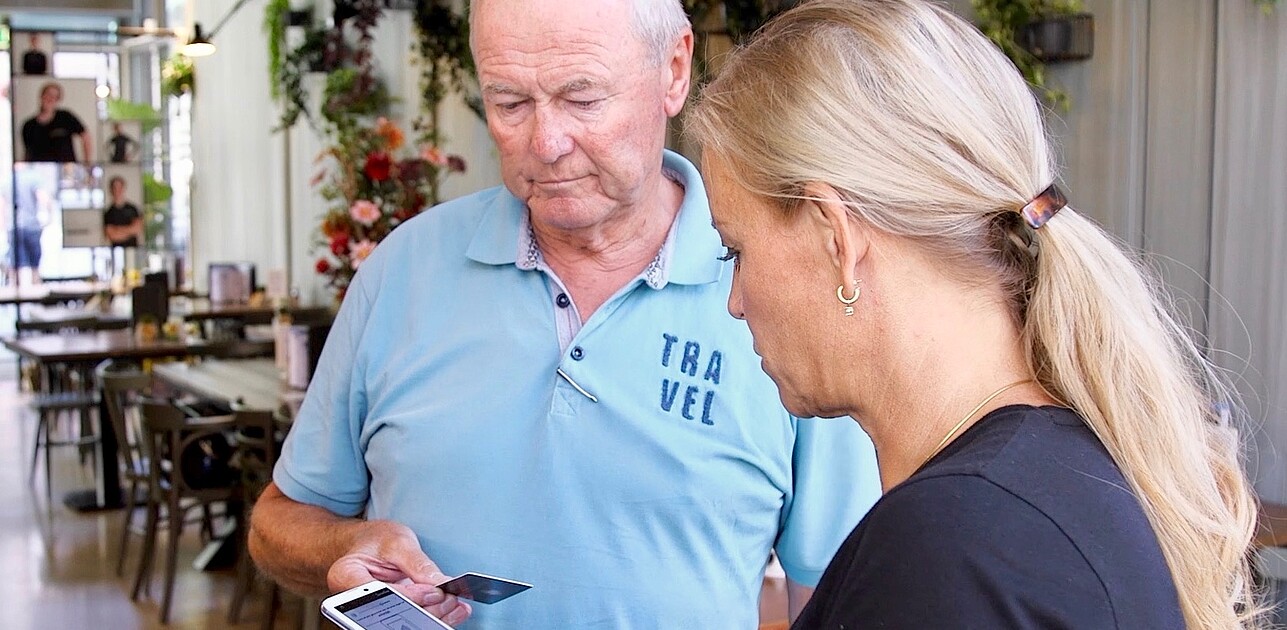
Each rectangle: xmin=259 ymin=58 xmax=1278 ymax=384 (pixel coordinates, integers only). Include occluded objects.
xmin=801 ymin=182 xmax=868 ymax=290
xmin=663 ymin=29 xmax=694 ymax=117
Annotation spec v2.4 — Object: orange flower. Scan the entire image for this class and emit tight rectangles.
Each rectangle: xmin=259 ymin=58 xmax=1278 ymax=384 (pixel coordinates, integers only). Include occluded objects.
xmin=376 ymin=117 xmax=405 ymax=151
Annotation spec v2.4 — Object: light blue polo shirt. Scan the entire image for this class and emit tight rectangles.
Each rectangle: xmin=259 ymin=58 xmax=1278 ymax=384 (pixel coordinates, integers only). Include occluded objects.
xmin=275 ymin=150 xmax=880 ymax=629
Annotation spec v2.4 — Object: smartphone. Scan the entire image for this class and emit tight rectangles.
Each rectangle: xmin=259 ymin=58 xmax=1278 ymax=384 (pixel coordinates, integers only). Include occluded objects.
xmin=320 ymin=581 xmax=455 ymax=630
xmin=436 ymin=572 xmax=533 ymax=604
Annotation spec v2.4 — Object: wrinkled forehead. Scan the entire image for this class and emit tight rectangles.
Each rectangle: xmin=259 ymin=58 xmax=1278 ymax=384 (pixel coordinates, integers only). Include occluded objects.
xmin=472 ymin=0 xmax=645 ymax=62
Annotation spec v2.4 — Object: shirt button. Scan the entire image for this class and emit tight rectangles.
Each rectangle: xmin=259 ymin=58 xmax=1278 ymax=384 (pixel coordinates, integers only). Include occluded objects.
xmin=571 ymin=346 xmax=585 ymax=361
xmin=556 ymin=293 xmax=571 ymax=308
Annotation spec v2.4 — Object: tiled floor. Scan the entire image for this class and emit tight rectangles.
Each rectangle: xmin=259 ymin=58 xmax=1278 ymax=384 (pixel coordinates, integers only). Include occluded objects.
xmin=0 ymin=360 xmax=302 ymax=629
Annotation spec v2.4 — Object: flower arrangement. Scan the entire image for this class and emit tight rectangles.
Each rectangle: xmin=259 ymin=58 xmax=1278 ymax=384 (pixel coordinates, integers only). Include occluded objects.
xmin=313 ymin=116 xmax=465 ymax=300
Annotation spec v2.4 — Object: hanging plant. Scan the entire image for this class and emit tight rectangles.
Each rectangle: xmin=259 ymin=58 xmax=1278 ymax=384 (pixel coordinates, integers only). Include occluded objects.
xmin=412 ymin=0 xmax=482 ymax=146
xmin=106 ymin=99 xmax=163 ymax=127
xmin=161 ymin=54 xmax=195 ymax=98
xmin=685 ymin=0 xmax=800 ymax=92
xmin=322 ymin=67 xmax=391 ymax=128
xmin=143 ymin=174 xmax=174 ymax=249
xmin=265 ymin=0 xmax=291 ymax=100
xmin=972 ymin=0 xmax=1083 ymax=111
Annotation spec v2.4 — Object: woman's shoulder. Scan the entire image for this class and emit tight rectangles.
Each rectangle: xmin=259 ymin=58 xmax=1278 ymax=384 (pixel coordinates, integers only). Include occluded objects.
xmin=809 ymin=465 xmax=1182 ymax=629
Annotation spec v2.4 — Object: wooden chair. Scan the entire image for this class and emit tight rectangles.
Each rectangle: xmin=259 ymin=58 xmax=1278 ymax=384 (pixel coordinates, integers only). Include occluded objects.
xmin=23 ymin=324 xmax=101 ymax=500
xmin=27 ymin=389 xmax=99 ymax=500
xmin=226 ymin=409 xmax=279 ymax=625
xmin=135 ymin=402 xmax=242 ymax=624
xmin=97 ymin=360 xmax=154 ymax=577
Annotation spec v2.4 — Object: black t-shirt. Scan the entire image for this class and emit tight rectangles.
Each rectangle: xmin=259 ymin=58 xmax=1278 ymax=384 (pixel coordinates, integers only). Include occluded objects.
xmin=22 ymin=50 xmax=48 ymax=75
xmin=104 ymin=202 xmax=141 ymax=247
xmin=109 ymin=134 xmax=135 ymax=163
xmin=22 ymin=109 xmax=86 ymax=162
xmin=793 ymin=405 xmax=1184 ymax=630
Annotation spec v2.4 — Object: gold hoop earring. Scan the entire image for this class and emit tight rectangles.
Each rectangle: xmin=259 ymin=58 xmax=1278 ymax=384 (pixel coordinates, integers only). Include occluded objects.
xmin=837 ymin=281 xmax=861 ymax=316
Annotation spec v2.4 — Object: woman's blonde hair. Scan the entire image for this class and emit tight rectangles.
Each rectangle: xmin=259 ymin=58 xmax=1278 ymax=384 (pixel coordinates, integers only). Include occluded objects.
xmin=687 ymin=0 xmax=1263 ymax=626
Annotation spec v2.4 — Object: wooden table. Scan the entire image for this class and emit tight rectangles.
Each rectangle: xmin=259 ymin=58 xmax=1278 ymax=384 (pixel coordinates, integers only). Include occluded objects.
xmin=0 ymin=281 xmax=104 ymax=307
xmin=22 ymin=306 xmax=131 ymax=331
xmin=2 ymin=330 xmax=216 ymax=511
xmin=2 ymin=330 xmax=211 ymax=364
xmin=153 ymin=358 xmax=300 ymax=413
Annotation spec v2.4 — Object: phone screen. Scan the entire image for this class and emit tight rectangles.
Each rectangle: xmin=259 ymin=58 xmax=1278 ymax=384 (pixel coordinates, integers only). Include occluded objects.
xmin=334 ymin=587 xmax=451 ymax=630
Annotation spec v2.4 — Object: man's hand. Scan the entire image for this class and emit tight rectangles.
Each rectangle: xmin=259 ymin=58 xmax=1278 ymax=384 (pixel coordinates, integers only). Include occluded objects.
xmin=327 ymin=520 xmax=472 ymax=627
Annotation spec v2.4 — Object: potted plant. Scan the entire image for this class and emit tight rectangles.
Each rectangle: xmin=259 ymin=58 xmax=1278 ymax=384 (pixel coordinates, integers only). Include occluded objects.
xmin=972 ymin=0 xmax=1086 ymax=110
xmin=161 ymin=54 xmax=195 ymax=98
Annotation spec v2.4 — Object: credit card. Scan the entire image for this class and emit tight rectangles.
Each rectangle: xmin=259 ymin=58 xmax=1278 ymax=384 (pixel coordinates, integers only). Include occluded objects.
xmin=437 ymin=572 xmax=532 ymax=605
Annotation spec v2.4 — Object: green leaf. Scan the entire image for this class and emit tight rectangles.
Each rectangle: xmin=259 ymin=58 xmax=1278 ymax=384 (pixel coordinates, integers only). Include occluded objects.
xmin=143 ymin=174 xmax=173 ymax=205
xmin=106 ymin=99 xmax=162 ymax=123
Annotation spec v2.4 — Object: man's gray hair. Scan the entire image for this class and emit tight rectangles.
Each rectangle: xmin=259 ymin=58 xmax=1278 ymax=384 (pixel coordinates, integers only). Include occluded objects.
xmin=470 ymin=0 xmax=690 ymax=66
xmin=632 ymin=0 xmax=691 ymax=65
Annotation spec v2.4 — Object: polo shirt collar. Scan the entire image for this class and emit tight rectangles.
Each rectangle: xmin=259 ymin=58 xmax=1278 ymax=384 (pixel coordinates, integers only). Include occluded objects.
xmin=465 ymin=150 xmax=723 ymax=287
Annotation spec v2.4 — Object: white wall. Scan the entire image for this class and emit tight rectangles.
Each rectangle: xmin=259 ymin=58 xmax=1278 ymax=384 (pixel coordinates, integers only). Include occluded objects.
xmin=189 ymin=1 xmax=499 ymax=304
xmin=189 ymin=0 xmax=286 ymax=293
xmin=1208 ymin=0 xmax=1287 ymax=502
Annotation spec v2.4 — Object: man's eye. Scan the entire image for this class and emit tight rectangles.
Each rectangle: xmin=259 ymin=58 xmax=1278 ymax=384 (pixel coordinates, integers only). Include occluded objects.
xmin=571 ymin=99 xmax=602 ymax=109
xmin=496 ymin=100 xmax=526 ymax=112
xmin=717 ymin=247 xmax=740 ymax=262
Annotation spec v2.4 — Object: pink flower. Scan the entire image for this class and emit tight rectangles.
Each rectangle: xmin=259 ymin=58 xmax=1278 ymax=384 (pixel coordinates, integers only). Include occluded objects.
xmin=350 ymin=239 xmax=377 ymax=267
xmin=349 ymin=200 xmax=381 ymax=226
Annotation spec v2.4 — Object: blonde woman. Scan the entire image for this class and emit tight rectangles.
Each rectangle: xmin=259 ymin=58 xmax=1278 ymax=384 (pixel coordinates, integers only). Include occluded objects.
xmin=688 ymin=0 xmax=1262 ymax=627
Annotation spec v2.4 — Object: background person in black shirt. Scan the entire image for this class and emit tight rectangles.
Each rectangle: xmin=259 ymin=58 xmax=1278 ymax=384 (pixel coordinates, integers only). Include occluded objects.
xmin=21 ymin=82 xmax=91 ymax=163
xmin=689 ymin=0 xmax=1263 ymax=628
xmin=106 ymin=122 xmax=138 ymax=163
xmin=21 ymin=33 xmax=48 ymax=75
xmin=102 ymin=176 xmax=143 ymax=247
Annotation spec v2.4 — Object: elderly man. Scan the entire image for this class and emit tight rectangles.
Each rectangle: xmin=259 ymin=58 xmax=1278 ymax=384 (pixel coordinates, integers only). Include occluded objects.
xmin=249 ymin=0 xmax=879 ymax=627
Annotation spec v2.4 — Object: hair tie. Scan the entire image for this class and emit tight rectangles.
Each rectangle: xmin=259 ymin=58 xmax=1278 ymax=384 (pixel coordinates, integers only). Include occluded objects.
xmin=1020 ymin=184 xmax=1067 ymax=229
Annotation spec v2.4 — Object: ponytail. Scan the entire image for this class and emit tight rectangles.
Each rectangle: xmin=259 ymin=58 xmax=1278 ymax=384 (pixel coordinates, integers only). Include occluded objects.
xmin=1026 ymin=208 xmax=1262 ymax=628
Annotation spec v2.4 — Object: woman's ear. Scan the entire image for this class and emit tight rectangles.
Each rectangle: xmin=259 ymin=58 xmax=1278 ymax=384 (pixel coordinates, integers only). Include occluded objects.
xmin=801 ymin=182 xmax=868 ymax=289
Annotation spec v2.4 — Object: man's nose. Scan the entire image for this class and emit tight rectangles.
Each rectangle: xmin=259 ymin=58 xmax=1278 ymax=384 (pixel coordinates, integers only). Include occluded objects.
xmin=530 ymin=108 xmax=574 ymax=164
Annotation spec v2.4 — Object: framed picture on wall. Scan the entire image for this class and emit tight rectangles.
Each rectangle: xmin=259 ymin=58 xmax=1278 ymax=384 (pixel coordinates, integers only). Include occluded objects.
xmin=12 ymin=77 xmax=98 ymax=164
xmin=102 ymin=119 xmax=142 ymax=165
xmin=98 ymin=163 xmax=145 ymax=247
xmin=10 ymin=31 xmax=53 ymax=76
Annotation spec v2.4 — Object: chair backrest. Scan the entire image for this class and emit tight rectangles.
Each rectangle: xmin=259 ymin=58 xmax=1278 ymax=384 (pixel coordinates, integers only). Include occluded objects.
xmin=140 ymin=402 xmax=241 ymax=499
xmin=232 ymin=410 xmax=278 ymax=501
xmin=204 ymin=339 xmax=275 ymax=360
xmin=287 ymin=306 xmax=334 ymax=326
xmin=97 ymin=361 xmax=153 ymax=475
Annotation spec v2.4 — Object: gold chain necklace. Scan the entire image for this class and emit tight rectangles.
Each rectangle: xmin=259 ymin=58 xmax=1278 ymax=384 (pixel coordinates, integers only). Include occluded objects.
xmin=920 ymin=379 xmax=1034 ymax=469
